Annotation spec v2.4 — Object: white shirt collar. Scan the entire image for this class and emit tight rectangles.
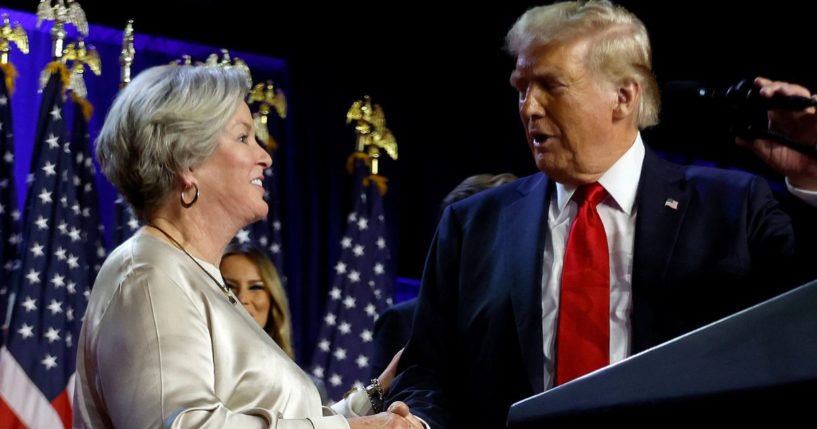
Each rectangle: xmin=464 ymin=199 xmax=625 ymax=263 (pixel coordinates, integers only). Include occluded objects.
xmin=554 ymin=133 xmax=645 ymax=215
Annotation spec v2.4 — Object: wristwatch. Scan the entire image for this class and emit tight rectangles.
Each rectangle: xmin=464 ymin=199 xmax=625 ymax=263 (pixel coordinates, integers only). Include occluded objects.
xmin=364 ymin=378 xmax=385 ymax=413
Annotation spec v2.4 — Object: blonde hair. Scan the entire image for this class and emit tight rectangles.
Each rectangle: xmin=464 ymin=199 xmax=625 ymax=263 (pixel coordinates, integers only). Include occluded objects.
xmin=223 ymin=244 xmax=295 ymax=358
xmin=505 ymin=0 xmax=659 ymax=128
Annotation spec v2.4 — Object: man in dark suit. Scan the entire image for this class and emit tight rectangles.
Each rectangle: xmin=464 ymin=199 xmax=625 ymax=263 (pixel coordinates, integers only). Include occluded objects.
xmin=386 ymin=2 xmax=817 ymax=428
xmin=371 ymin=298 xmax=415 ymax=380
xmin=371 ymin=174 xmax=518 ymax=379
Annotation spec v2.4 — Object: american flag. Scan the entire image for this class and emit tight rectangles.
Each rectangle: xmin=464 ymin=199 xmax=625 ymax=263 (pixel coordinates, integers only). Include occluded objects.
xmin=0 ymin=64 xmax=90 ymax=428
xmin=68 ymin=95 xmax=105 ymax=281
xmin=0 ymin=65 xmax=22 ymax=345
xmin=664 ymin=197 xmax=679 ymax=210
xmin=311 ymin=157 xmax=394 ymax=399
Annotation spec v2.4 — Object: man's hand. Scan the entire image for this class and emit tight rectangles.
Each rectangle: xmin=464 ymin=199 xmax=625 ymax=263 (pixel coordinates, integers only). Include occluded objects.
xmin=347 ymin=401 xmax=424 ymax=429
xmin=736 ymin=77 xmax=817 ymax=190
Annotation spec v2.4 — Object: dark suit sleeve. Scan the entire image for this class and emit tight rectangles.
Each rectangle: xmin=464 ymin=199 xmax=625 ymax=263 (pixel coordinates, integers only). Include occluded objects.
xmin=370 ymin=301 xmax=414 ymax=379
xmin=747 ymin=176 xmax=817 ymax=297
xmin=776 ymin=184 xmax=817 ymax=287
xmin=385 ymin=207 xmax=462 ymax=428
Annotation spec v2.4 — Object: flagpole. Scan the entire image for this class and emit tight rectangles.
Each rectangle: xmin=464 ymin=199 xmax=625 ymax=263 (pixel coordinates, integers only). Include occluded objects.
xmin=311 ymin=96 xmax=397 ymax=398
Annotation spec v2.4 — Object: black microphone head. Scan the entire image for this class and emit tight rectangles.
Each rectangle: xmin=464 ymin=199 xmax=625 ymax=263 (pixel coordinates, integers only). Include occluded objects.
xmin=663 ymin=79 xmax=816 ymax=111
xmin=660 ymin=79 xmax=768 ymax=140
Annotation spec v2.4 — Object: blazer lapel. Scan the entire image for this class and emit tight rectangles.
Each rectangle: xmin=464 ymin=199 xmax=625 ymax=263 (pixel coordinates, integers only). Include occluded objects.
xmin=504 ymin=174 xmax=550 ymax=394
xmin=631 ymin=148 xmax=689 ymax=352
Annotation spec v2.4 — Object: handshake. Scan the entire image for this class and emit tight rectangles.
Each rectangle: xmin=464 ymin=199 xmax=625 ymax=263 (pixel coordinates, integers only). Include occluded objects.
xmin=348 ymin=401 xmax=424 ymax=429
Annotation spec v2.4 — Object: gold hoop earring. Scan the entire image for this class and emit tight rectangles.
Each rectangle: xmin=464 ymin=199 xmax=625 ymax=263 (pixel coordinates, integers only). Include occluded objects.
xmin=181 ymin=183 xmax=199 ymax=208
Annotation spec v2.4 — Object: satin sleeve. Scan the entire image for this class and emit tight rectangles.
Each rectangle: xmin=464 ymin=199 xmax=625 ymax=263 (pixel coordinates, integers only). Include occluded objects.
xmin=330 ymin=392 xmax=371 ymax=417
xmin=786 ymin=177 xmax=817 ymax=208
xmin=92 ymin=272 xmax=349 ymax=429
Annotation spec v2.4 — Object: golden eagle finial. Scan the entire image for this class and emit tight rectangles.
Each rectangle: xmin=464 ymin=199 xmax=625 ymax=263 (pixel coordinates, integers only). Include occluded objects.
xmin=37 ymin=0 xmax=89 ymax=61
xmin=249 ymin=81 xmax=287 ymax=119
xmin=0 ymin=14 xmax=29 ymax=93
xmin=249 ymin=81 xmax=288 ymax=151
xmin=0 ymin=14 xmax=29 ymax=65
xmin=37 ymin=0 xmax=88 ymax=35
xmin=206 ymin=49 xmax=253 ymax=88
xmin=346 ymin=96 xmax=398 ymax=176
xmin=120 ymin=19 xmax=135 ymax=88
xmin=62 ymin=37 xmax=101 ymax=99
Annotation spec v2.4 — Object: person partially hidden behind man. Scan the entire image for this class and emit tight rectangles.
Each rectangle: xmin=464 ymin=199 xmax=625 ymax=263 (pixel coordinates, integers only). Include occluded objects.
xmin=386 ymin=1 xmax=817 ymax=428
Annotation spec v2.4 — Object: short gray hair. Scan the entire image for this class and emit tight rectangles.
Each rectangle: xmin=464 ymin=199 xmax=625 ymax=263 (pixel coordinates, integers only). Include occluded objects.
xmin=96 ymin=65 xmax=250 ymax=220
xmin=506 ymin=0 xmax=659 ymax=128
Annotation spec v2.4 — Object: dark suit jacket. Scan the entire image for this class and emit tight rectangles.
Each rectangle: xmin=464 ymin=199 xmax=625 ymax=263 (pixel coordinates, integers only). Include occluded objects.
xmin=387 ymin=148 xmax=816 ymax=429
xmin=371 ymin=298 xmax=417 ymax=379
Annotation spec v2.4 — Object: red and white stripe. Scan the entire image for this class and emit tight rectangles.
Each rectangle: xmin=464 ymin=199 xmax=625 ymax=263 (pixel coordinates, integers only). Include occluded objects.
xmin=0 ymin=346 xmax=73 ymax=428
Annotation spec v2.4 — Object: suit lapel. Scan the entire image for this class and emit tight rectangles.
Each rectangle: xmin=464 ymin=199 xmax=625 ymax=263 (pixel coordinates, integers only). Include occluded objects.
xmin=500 ymin=151 xmax=688 ymax=386
xmin=631 ymin=148 xmax=689 ymax=352
xmin=504 ymin=174 xmax=550 ymax=394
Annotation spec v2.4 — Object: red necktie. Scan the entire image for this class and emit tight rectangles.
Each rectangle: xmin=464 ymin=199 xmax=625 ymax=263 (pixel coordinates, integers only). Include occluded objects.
xmin=555 ymin=182 xmax=609 ymax=385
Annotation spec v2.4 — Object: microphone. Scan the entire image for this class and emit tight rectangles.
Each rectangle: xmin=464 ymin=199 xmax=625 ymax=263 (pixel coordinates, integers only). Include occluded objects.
xmin=663 ymin=79 xmax=817 ymax=111
xmin=663 ymin=79 xmax=817 ymax=160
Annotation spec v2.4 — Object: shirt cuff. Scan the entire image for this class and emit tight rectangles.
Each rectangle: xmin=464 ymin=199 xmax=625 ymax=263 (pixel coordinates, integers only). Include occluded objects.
xmin=786 ymin=177 xmax=817 ymax=208
xmin=329 ymin=389 xmax=372 ymax=418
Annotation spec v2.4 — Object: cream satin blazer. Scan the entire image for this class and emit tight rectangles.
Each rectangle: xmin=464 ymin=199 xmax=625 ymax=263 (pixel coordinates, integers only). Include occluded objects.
xmin=74 ymin=230 xmax=349 ymax=428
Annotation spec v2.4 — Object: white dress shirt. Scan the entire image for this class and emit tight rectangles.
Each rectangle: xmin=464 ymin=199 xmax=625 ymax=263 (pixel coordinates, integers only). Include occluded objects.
xmin=786 ymin=178 xmax=817 ymax=207
xmin=541 ymin=134 xmax=645 ymax=389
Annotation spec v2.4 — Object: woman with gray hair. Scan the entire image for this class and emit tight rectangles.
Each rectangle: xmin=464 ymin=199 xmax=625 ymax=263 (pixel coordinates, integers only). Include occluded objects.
xmin=74 ymin=65 xmax=423 ymax=429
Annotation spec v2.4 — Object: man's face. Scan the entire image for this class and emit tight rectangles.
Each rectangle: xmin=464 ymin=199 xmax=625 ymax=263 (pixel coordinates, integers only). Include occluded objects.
xmin=510 ymin=38 xmax=632 ymax=185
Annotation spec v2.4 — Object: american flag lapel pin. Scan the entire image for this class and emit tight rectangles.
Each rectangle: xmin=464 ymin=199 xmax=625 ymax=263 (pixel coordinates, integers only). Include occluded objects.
xmin=664 ymin=198 xmax=679 ymax=210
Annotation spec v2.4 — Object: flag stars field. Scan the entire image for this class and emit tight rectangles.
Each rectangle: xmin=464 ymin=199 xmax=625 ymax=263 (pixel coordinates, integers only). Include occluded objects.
xmin=17 ymin=324 xmax=34 ymax=340
xmin=311 ymin=159 xmax=394 ymax=399
xmin=40 ymin=354 xmax=57 ymax=370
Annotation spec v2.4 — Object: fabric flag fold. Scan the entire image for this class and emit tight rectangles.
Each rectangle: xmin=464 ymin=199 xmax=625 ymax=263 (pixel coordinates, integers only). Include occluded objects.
xmin=0 ymin=64 xmax=90 ymax=429
xmin=0 ymin=65 xmax=22 ymax=345
xmin=311 ymin=157 xmax=394 ymax=399
xmin=69 ymin=94 xmax=105 ymax=282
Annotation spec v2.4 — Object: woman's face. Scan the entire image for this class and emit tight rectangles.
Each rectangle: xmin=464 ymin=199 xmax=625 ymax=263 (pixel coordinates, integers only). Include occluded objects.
xmin=220 ymin=254 xmax=271 ymax=328
xmin=194 ymin=101 xmax=272 ymax=228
